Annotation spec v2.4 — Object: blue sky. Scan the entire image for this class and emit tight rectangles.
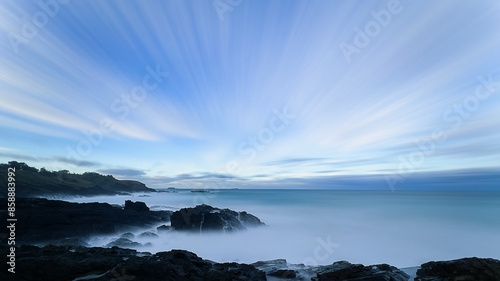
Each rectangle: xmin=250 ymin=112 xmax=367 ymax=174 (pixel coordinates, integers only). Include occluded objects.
xmin=1 ymin=0 xmax=499 ymax=189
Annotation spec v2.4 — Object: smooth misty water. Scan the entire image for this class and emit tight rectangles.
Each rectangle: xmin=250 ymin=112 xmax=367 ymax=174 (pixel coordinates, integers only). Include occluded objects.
xmin=64 ymin=190 xmax=500 ymax=268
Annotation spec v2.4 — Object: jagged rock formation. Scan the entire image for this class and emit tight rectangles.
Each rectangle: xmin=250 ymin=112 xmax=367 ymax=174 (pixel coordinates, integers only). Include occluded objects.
xmin=0 ymin=245 xmax=266 ymax=281
xmin=170 ymin=204 xmax=265 ymax=232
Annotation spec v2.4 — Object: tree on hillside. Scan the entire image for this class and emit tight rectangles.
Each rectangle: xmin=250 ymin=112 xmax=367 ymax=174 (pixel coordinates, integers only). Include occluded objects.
xmin=8 ymin=161 xmax=38 ymax=172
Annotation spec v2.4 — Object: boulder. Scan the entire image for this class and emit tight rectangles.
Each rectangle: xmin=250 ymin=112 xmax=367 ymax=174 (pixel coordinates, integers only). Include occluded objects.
xmin=157 ymin=225 xmax=173 ymax=232
xmin=268 ymin=269 xmax=298 ymax=279
xmin=139 ymin=231 xmax=159 ymax=238
xmin=170 ymin=204 xmax=265 ymax=232
xmin=252 ymin=259 xmax=312 ymax=280
xmin=252 ymin=258 xmax=288 ymax=270
xmin=124 ymin=200 xmax=150 ymax=212
xmin=120 ymin=232 xmax=136 ymax=239
xmin=312 ymin=261 xmax=409 ymax=281
xmin=239 ymin=211 xmax=264 ymax=226
xmin=416 ymin=257 xmax=500 ymax=281
xmin=106 ymin=238 xmax=142 ymax=248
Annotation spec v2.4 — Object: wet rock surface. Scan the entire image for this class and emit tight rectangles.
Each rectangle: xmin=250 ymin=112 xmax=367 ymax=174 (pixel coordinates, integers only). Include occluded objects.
xmin=0 ymin=245 xmax=266 ymax=281
xmin=268 ymin=269 xmax=298 ymax=279
xmin=157 ymin=224 xmax=173 ymax=232
xmin=252 ymin=259 xmax=410 ymax=281
xmin=124 ymin=199 xmax=150 ymax=212
xmin=106 ymin=237 xmax=143 ymax=248
xmin=415 ymin=257 xmax=500 ymax=281
xmin=311 ymin=261 xmax=410 ymax=281
xmin=1 ymin=237 xmax=498 ymax=281
xmin=170 ymin=204 xmax=265 ymax=232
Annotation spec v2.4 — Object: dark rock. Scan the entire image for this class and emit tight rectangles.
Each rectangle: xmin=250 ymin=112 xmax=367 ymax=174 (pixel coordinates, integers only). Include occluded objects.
xmin=124 ymin=200 xmax=150 ymax=212
xmin=120 ymin=232 xmax=136 ymax=239
xmin=157 ymin=224 xmax=173 ymax=232
xmin=44 ymin=237 xmax=90 ymax=247
xmin=252 ymin=259 xmax=311 ymax=280
xmin=415 ymin=257 xmax=500 ymax=281
xmin=0 ymin=198 xmax=170 ymax=245
xmin=139 ymin=231 xmax=159 ymax=238
xmin=239 ymin=211 xmax=264 ymax=226
xmin=106 ymin=238 xmax=142 ymax=248
xmin=312 ymin=261 xmax=409 ymax=281
xmin=208 ymin=262 xmax=267 ymax=281
xmin=252 ymin=259 xmax=289 ymax=276
xmin=268 ymin=269 xmax=298 ymax=279
xmin=252 ymin=258 xmax=288 ymax=269
xmin=0 ymin=245 xmax=266 ymax=281
xmin=170 ymin=204 xmax=265 ymax=232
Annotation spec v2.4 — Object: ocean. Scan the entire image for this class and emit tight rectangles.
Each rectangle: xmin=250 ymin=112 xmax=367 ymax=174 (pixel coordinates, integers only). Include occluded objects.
xmin=64 ymin=189 xmax=500 ymax=268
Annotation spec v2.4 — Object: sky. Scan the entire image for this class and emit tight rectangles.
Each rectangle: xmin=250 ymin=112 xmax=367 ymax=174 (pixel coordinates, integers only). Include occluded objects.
xmin=1 ymin=0 xmax=499 ymax=189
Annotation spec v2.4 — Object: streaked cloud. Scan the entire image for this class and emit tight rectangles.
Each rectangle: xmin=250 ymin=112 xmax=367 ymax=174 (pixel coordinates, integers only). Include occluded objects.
xmin=97 ymin=168 xmax=146 ymax=177
xmin=0 ymin=152 xmax=40 ymax=161
xmin=264 ymin=158 xmax=329 ymax=166
xmin=53 ymin=157 xmax=100 ymax=168
xmin=0 ymin=0 xmax=499 ymax=186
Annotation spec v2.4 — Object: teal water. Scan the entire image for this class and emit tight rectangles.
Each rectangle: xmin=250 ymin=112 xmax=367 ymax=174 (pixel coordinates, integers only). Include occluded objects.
xmin=66 ymin=190 xmax=500 ymax=267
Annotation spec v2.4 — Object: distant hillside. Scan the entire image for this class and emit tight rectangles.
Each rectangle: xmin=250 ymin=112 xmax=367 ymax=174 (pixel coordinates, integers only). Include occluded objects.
xmin=0 ymin=161 xmax=156 ymax=198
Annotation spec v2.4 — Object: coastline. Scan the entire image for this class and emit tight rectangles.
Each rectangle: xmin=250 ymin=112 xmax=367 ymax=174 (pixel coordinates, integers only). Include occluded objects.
xmin=2 ymin=196 xmax=499 ymax=280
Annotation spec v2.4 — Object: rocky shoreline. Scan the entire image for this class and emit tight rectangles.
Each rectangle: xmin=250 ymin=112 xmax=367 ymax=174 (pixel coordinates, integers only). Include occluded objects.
xmin=0 ymin=198 xmax=171 ymax=245
xmin=0 ymin=198 xmax=265 ymax=247
xmin=1 ymin=198 xmax=499 ymax=280
xmin=1 ymin=244 xmax=499 ymax=281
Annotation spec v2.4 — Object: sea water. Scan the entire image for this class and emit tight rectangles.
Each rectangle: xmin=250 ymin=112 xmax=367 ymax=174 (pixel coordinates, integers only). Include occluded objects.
xmin=64 ymin=190 xmax=500 ymax=268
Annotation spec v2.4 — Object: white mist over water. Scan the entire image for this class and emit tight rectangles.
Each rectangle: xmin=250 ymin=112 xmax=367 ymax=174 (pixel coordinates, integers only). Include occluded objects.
xmin=65 ymin=190 xmax=500 ymax=268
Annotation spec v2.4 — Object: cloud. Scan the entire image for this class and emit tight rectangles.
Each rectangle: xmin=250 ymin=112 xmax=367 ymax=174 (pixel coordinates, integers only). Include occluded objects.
xmin=117 ymin=166 xmax=500 ymax=191
xmin=0 ymin=152 xmax=40 ymax=161
xmin=263 ymin=157 xmax=329 ymax=166
xmin=131 ymin=172 xmax=244 ymax=189
xmin=235 ymin=168 xmax=500 ymax=190
xmin=0 ymin=154 xmax=100 ymax=169
xmin=314 ymin=170 xmax=344 ymax=174
xmin=321 ymin=158 xmax=388 ymax=168
xmin=1 ymin=1 xmax=499 ymax=177
xmin=250 ymin=174 xmax=270 ymax=178
xmin=174 ymin=173 xmax=240 ymax=180
xmin=97 ymin=168 xmax=146 ymax=177
xmin=53 ymin=157 xmax=100 ymax=167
